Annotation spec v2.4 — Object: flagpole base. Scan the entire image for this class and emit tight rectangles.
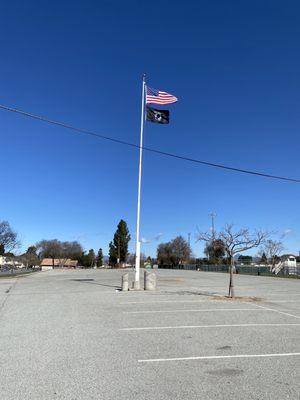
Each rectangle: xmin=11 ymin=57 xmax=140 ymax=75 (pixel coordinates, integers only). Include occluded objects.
xmin=133 ymin=280 xmax=140 ymax=290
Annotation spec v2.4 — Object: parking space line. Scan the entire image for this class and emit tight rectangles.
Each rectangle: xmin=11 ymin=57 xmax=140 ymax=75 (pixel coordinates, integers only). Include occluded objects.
xmin=266 ymin=300 xmax=300 ymax=303
xmin=120 ymin=300 xmax=224 ymax=305
xmin=121 ymin=323 xmax=300 ymax=331
xmin=249 ymin=302 xmax=300 ymax=320
xmin=267 ymin=294 xmax=300 ymax=297
xmin=138 ymin=352 xmax=300 ymax=363
xmin=124 ymin=308 xmax=264 ymax=314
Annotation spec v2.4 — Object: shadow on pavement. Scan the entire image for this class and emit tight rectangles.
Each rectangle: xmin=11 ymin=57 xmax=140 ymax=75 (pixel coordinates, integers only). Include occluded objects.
xmin=70 ymin=279 xmax=120 ymax=289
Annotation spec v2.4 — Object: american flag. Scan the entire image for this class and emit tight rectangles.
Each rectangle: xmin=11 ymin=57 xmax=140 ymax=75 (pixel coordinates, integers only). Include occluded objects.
xmin=146 ymin=86 xmax=178 ymax=105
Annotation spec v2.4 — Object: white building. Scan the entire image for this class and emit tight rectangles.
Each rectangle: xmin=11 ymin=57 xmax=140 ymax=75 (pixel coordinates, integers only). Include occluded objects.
xmin=281 ymin=254 xmax=297 ymax=274
xmin=0 ymin=256 xmax=25 ymax=269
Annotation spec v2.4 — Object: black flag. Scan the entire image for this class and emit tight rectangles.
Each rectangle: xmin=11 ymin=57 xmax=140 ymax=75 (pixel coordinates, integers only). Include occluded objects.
xmin=146 ymin=106 xmax=169 ymax=124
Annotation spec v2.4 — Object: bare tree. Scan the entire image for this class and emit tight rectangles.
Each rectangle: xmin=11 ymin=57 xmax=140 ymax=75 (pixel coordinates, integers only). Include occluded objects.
xmin=36 ymin=239 xmax=83 ymax=267
xmin=157 ymin=236 xmax=191 ymax=266
xmin=197 ymin=224 xmax=269 ymax=297
xmin=0 ymin=221 xmax=20 ymax=253
xmin=259 ymin=240 xmax=284 ymax=270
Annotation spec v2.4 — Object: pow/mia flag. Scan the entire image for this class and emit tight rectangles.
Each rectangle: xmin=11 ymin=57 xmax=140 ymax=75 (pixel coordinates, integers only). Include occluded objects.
xmin=146 ymin=106 xmax=169 ymax=124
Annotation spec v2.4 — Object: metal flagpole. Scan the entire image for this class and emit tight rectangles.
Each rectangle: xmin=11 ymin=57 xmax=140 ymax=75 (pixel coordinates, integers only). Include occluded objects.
xmin=134 ymin=74 xmax=146 ymax=289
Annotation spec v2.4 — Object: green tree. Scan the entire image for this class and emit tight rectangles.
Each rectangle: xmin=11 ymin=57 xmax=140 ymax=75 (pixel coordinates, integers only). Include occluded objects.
xmin=204 ymin=239 xmax=225 ymax=264
xmin=109 ymin=241 xmax=117 ymax=266
xmin=27 ymin=246 xmax=37 ymax=255
xmin=78 ymin=249 xmax=96 ymax=268
xmin=0 ymin=244 xmax=4 ymax=255
xmin=260 ymin=252 xmax=268 ymax=264
xmin=22 ymin=245 xmax=40 ymax=267
xmin=238 ymin=255 xmax=253 ymax=265
xmin=109 ymin=220 xmax=131 ymax=266
xmin=97 ymin=248 xmax=103 ymax=267
xmin=87 ymin=249 xmax=95 ymax=267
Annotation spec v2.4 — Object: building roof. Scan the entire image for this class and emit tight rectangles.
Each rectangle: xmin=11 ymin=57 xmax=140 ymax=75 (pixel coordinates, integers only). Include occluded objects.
xmin=41 ymin=258 xmax=78 ymax=267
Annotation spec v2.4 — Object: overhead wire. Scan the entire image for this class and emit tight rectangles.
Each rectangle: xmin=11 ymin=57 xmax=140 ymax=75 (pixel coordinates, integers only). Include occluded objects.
xmin=0 ymin=103 xmax=299 ymax=184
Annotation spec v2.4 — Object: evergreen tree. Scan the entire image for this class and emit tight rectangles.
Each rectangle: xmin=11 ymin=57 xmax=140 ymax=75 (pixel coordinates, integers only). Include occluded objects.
xmin=260 ymin=252 xmax=268 ymax=264
xmin=0 ymin=244 xmax=4 ymax=255
xmin=109 ymin=220 xmax=131 ymax=266
xmin=109 ymin=241 xmax=117 ymax=266
xmin=97 ymin=248 xmax=103 ymax=267
xmin=26 ymin=245 xmax=37 ymax=255
xmin=87 ymin=249 xmax=96 ymax=267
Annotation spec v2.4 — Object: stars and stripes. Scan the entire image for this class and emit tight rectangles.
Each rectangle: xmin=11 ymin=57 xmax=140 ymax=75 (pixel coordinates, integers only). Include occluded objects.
xmin=146 ymin=86 xmax=178 ymax=105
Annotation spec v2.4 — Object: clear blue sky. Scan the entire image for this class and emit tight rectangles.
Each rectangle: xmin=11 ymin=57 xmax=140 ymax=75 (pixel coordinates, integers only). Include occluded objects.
xmin=1 ymin=1 xmax=300 ymax=257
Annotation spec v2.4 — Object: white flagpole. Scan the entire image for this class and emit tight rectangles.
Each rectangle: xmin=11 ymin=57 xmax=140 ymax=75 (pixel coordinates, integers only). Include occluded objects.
xmin=134 ymin=74 xmax=146 ymax=289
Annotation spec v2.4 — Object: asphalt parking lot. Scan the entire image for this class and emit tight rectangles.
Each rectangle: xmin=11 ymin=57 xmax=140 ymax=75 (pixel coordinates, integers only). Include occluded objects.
xmin=1 ymin=269 xmax=300 ymax=399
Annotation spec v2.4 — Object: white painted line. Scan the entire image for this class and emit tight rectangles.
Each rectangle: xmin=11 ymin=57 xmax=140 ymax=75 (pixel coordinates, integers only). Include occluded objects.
xmin=267 ymin=293 xmax=300 ymax=297
xmin=121 ymin=323 xmax=300 ymax=331
xmin=266 ymin=300 xmax=300 ymax=303
xmin=124 ymin=308 xmax=264 ymax=314
xmin=138 ymin=352 xmax=300 ymax=363
xmin=120 ymin=299 xmax=223 ymax=305
xmin=249 ymin=302 xmax=300 ymax=320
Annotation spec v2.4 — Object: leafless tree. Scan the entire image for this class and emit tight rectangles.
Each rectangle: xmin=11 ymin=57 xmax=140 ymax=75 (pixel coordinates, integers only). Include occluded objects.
xmin=259 ymin=239 xmax=284 ymax=270
xmin=157 ymin=236 xmax=191 ymax=266
xmin=0 ymin=221 xmax=20 ymax=252
xmin=36 ymin=239 xmax=83 ymax=267
xmin=127 ymin=252 xmax=146 ymax=267
xmin=197 ymin=224 xmax=269 ymax=297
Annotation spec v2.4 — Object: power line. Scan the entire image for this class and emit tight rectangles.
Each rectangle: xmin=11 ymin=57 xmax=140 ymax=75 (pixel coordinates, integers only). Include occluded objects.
xmin=0 ymin=103 xmax=299 ymax=184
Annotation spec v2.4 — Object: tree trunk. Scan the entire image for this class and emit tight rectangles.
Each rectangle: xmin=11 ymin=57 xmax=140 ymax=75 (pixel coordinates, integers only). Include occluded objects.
xmin=228 ymin=255 xmax=235 ymax=297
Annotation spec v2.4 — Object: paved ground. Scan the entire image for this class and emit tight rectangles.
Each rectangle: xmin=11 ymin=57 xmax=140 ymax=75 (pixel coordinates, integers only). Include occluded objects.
xmin=1 ymin=268 xmax=300 ymax=399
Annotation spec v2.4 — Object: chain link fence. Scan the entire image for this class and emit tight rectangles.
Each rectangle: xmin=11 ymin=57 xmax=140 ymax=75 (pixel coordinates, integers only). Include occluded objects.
xmin=0 ymin=268 xmax=39 ymax=278
xmin=159 ymin=264 xmax=300 ymax=278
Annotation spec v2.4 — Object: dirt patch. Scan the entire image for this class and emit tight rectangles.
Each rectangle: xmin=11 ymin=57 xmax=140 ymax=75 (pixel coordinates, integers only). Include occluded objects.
xmin=159 ymin=278 xmax=185 ymax=283
xmin=207 ymin=368 xmax=243 ymax=377
xmin=212 ymin=295 xmax=262 ymax=302
xmin=217 ymin=345 xmax=232 ymax=350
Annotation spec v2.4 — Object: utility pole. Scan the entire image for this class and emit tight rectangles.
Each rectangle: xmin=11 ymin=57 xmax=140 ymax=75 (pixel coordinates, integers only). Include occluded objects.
xmin=209 ymin=212 xmax=216 ymax=239
xmin=188 ymin=232 xmax=191 ymax=248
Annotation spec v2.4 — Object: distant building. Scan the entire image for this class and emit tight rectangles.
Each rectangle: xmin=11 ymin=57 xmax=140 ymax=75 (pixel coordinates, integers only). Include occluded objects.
xmin=40 ymin=258 xmax=78 ymax=271
xmin=0 ymin=256 xmax=26 ymax=269
xmin=281 ymin=254 xmax=297 ymax=270
xmin=272 ymin=254 xmax=298 ymax=275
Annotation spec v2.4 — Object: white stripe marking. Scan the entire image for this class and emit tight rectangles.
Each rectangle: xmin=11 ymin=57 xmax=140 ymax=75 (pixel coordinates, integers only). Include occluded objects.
xmin=249 ymin=302 xmax=300 ymax=320
xmin=120 ymin=300 xmax=222 ymax=305
xmin=121 ymin=323 xmax=300 ymax=331
xmin=124 ymin=308 xmax=263 ymax=314
xmin=138 ymin=352 xmax=300 ymax=363
xmin=268 ymin=300 xmax=300 ymax=303
xmin=267 ymin=293 xmax=300 ymax=296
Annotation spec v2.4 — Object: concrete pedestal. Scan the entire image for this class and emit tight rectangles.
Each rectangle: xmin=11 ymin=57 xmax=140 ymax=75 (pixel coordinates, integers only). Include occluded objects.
xmin=144 ymin=270 xmax=156 ymax=291
xmin=121 ymin=273 xmax=129 ymax=291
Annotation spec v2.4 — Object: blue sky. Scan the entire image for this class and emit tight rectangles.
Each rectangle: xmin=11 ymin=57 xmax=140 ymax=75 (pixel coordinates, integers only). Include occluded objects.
xmin=0 ymin=1 xmax=300 ymax=257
